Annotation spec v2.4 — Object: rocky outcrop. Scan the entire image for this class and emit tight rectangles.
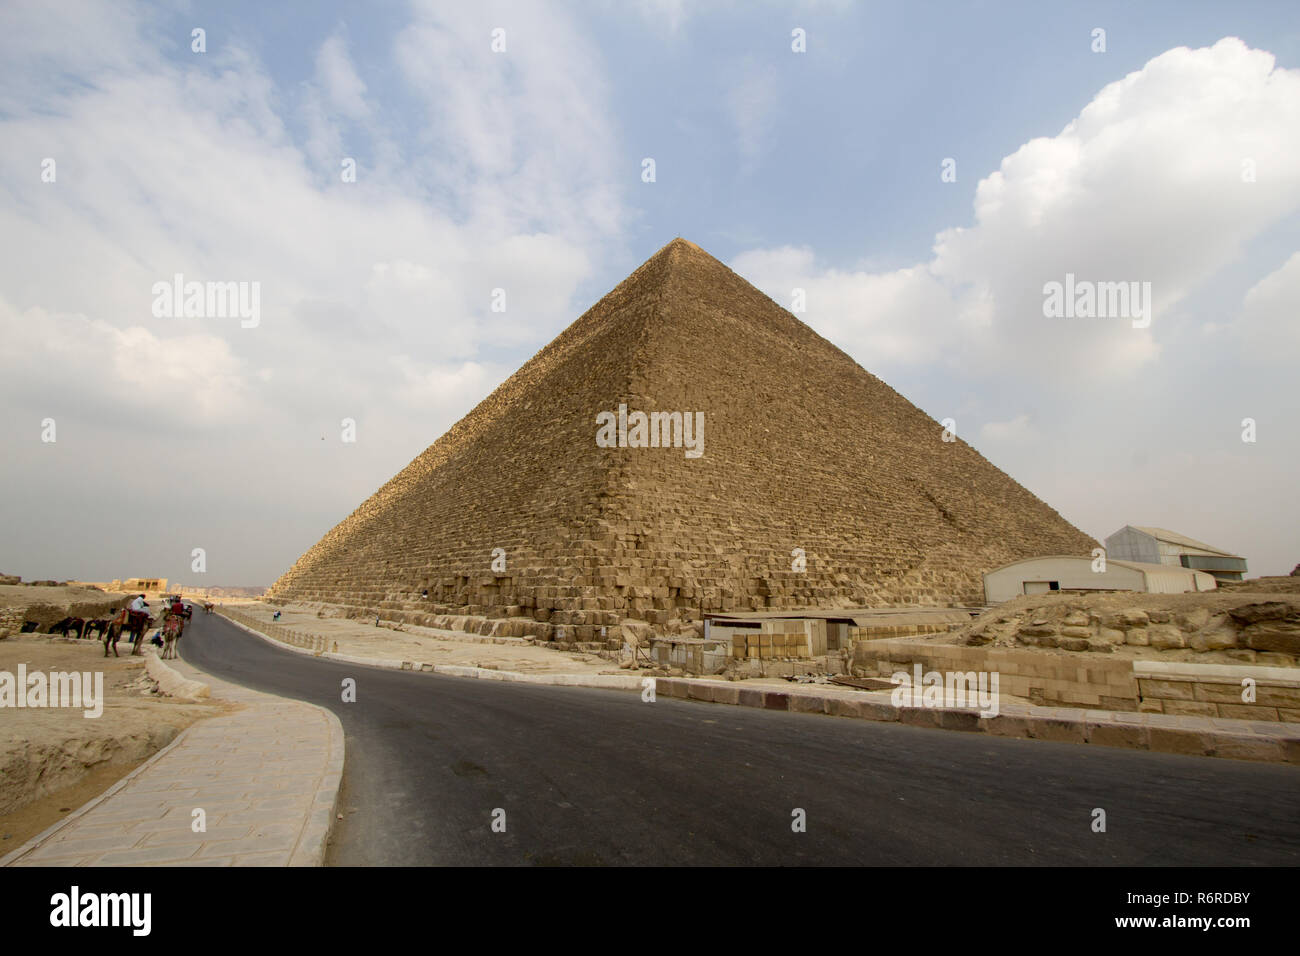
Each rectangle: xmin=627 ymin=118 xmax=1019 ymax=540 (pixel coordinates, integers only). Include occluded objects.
xmin=965 ymin=595 xmax=1300 ymax=664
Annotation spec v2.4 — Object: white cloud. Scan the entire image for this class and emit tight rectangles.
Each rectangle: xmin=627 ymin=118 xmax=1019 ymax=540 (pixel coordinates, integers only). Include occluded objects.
xmin=1235 ymin=250 xmax=1300 ymax=361
xmin=731 ymin=37 xmax=1300 ymax=576
xmin=0 ymin=0 xmax=627 ymax=581
xmin=733 ymin=38 xmax=1300 ymax=386
xmin=316 ymin=32 xmax=370 ymax=121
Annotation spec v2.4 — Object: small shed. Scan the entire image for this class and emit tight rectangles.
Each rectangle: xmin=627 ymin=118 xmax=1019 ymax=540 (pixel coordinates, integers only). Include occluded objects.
xmin=983 ymin=555 xmax=1217 ymax=604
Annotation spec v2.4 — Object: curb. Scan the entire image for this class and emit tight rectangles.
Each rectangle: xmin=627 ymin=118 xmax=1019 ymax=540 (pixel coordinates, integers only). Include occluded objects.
xmin=650 ymin=678 xmax=1300 ymax=764
xmin=144 ymin=649 xmax=210 ymax=699
xmin=287 ymin=701 xmax=345 ymax=867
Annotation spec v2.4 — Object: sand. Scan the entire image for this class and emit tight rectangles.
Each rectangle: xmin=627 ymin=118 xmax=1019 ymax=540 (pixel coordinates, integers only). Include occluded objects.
xmin=0 ymin=637 xmax=228 ymax=848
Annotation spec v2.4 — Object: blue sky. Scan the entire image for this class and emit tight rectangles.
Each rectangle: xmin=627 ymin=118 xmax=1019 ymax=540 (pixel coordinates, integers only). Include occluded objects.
xmin=1 ymin=0 xmax=1298 ymax=584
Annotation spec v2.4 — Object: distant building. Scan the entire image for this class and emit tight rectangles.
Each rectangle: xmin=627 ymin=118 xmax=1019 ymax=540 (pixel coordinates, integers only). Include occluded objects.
xmin=1104 ymin=526 xmax=1246 ymax=583
xmin=119 ymin=577 xmax=167 ymax=593
xmin=983 ymin=555 xmax=1217 ymax=604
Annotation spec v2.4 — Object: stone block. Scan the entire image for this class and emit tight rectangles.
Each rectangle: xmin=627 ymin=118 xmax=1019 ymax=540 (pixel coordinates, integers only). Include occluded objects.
xmin=1211 ymin=735 xmax=1286 ymax=762
xmin=1257 ymin=685 xmax=1300 ymax=707
xmin=737 ymin=688 xmax=765 ymax=709
xmin=1246 ymin=622 xmax=1300 ymax=655
xmin=898 ymin=706 xmax=943 ymax=729
xmin=1147 ymin=625 xmax=1186 ymax=650
xmin=936 ymin=709 xmax=982 ymax=732
xmin=1085 ymin=721 xmax=1147 ymax=749
xmin=1026 ymin=716 xmax=1086 ymax=743
xmin=1147 ymin=728 xmax=1213 ymax=757
xmin=1161 ymin=699 xmax=1217 ymax=717
xmin=1137 ymin=678 xmax=1195 ymax=700
xmin=789 ymin=694 xmax=826 ymax=714
xmin=1216 ymin=703 xmax=1278 ymax=721
xmin=1192 ymin=681 xmax=1253 ymax=704
xmin=980 ymin=713 xmax=1032 ymax=738
xmin=708 ymin=683 xmax=740 ymax=705
xmin=687 ymin=682 xmax=714 ymax=701
xmin=1189 ymin=628 xmax=1238 ymax=652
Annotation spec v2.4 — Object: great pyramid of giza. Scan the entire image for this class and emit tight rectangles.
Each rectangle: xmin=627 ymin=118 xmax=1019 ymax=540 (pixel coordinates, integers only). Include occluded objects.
xmin=270 ymin=238 xmax=1096 ymax=639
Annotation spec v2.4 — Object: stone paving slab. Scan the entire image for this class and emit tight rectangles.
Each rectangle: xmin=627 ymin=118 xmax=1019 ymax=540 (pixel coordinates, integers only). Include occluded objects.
xmin=0 ymin=654 xmax=344 ymax=868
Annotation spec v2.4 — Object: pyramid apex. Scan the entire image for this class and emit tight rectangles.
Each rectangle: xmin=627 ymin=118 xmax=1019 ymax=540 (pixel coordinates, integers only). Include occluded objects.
xmin=653 ymin=236 xmax=711 ymax=260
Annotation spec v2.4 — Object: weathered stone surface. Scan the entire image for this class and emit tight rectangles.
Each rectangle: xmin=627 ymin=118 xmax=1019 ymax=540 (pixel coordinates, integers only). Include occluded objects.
xmin=1125 ymin=627 xmax=1150 ymax=646
xmin=1060 ymin=625 xmax=1093 ymax=639
xmin=1241 ymin=620 xmax=1300 ymax=656
xmin=1175 ymin=608 xmax=1211 ymax=631
xmin=1138 ymin=678 xmax=1195 ymax=700
xmin=1116 ymin=610 xmax=1150 ymax=628
xmin=1147 ymin=624 xmax=1186 ymax=650
xmin=1017 ymin=624 xmax=1057 ymax=638
xmin=1229 ymin=602 xmax=1292 ymax=625
xmin=1058 ymin=636 xmax=1090 ymax=652
xmin=1188 ymin=627 xmax=1238 ymax=652
xmin=266 ymin=239 xmax=1098 ymax=629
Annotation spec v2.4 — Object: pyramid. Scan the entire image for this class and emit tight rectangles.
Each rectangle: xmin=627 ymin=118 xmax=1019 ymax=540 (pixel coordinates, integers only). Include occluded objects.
xmin=270 ymin=238 xmax=1097 ymax=639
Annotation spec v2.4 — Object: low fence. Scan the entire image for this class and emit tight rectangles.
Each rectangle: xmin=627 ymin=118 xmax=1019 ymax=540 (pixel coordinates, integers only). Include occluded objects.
xmin=218 ymin=605 xmax=335 ymax=654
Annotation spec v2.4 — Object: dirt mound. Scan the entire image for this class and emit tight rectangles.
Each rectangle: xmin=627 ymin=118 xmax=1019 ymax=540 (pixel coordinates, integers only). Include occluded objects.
xmin=0 ymin=585 xmax=130 ymax=637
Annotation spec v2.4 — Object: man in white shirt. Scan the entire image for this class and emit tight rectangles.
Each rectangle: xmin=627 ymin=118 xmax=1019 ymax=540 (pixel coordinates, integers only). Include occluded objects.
xmin=127 ymin=594 xmax=150 ymax=655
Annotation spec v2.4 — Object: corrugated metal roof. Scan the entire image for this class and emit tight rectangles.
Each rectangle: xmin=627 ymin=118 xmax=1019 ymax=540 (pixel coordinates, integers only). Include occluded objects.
xmin=982 ymin=555 xmax=1211 ymax=577
xmin=1130 ymin=526 xmax=1239 ymax=557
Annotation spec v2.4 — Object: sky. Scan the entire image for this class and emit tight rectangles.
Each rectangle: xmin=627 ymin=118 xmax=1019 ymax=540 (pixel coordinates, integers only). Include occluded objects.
xmin=1 ymin=0 xmax=1297 ymax=586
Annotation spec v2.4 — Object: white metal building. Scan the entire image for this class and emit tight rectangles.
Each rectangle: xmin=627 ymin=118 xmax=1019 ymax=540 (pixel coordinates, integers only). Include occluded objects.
xmin=983 ymin=555 xmax=1217 ymax=604
xmin=1104 ymin=526 xmax=1247 ymax=583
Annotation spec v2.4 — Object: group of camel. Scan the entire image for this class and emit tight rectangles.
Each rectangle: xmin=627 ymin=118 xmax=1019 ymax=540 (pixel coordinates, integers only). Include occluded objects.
xmin=38 ymin=601 xmax=216 ymax=658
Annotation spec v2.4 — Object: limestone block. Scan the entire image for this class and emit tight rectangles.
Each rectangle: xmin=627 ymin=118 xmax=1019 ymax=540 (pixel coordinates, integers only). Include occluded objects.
xmin=1147 ymin=625 xmax=1186 ymax=651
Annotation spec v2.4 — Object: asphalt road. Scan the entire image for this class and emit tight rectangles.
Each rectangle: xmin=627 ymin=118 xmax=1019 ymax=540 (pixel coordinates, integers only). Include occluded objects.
xmin=179 ymin=611 xmax=1300 ymax=866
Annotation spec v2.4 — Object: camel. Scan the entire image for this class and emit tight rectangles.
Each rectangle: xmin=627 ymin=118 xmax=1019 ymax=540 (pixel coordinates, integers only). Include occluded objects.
xmin=104 ymin=608 xmax=151 ymax=656
xmin=161 ymin=613 xmax=183 ymax=659
xmin=84 ymin=618 xmax=112 ymax=640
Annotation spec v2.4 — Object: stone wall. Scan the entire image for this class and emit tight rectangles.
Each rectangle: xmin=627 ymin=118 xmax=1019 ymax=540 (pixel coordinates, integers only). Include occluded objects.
xmin=966 ymin=595 xmax=1300 ymax=665
xmin=853 ymin=639 xmax=1141 ymax=710
xmin=1135 ymin=662 xmax=1300 ymax=721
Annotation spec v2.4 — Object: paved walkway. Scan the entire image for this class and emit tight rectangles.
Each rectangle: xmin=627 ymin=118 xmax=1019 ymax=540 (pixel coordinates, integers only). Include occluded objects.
xmin=0 ymin=657 xmax=343 ymax=867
